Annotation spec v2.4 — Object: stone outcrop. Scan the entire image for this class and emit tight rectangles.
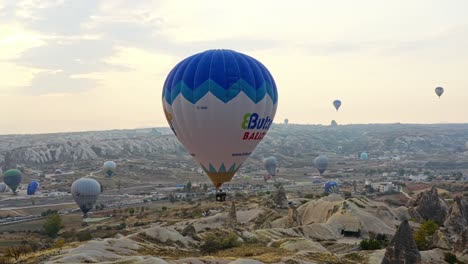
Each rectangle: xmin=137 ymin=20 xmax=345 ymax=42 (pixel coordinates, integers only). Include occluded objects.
xmin=443 ymin=196 xmax=468 ymax=245
xmin=412 ymin=187 xmax=449 ymax=224
xmin=286 ymin=202 xmax=301 ymax=228
xmin=381 ymin=220 xmax=421 ymax=264
xmin=273 ymin=184 xmax=288 ymax=209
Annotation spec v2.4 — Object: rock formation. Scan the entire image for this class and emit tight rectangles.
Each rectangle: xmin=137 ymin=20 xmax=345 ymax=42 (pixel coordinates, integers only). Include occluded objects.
xmin=411 ymin=187 xmax=449 ymax=224
xmin=273 ymin=183 xmax=288 ymax=209
xmin=443 ymin=196 xmax=468 ymax=245
xmin=181 ymin=223 xmax=197 ymax=238
xmin=286 ymin=202 xmax=301 ymax=228
xmin=225 ymin=201 xmax=238 ymax=228
xmin=381 ymin=220 xmax=421 ymax=264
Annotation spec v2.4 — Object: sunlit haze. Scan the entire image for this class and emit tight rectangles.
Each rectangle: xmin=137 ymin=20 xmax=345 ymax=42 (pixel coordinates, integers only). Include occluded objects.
xmin=1 ymin=0 xmax=468 ymax=134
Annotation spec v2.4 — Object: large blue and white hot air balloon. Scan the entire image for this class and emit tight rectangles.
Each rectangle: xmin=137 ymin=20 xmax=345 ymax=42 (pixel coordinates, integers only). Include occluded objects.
xmin=333 ymin=100 xmax=342 ymax=111
xmin=162 ymin=49 xmax=278 ymax=189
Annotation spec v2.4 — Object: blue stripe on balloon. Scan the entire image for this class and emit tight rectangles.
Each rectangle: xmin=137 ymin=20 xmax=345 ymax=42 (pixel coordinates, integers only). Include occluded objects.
xmin=164 ymin=79 xmax=276 ymax=104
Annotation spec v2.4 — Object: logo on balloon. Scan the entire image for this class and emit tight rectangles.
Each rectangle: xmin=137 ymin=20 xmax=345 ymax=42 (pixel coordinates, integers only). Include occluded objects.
xmin=241 ymin=113 xmax=273 ymax=140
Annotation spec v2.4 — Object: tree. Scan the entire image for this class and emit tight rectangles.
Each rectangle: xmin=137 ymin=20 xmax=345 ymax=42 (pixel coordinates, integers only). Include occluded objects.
xmin=414 ymin=220 xmax=439 ymax=250
xmin=43 ymin=213 xmax=63 ymax=238
xmin=128 ymin=208 xmax=135 ymax=215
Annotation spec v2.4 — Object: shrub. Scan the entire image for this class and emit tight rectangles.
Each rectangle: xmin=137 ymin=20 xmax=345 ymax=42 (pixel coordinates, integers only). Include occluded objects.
xmin=54 ymin=239 xmax=65 ymax=249
xmin=444 ymin=252 xmax=458 ymax=264
xmin=360 ymin=239 xmax=381 ymax=250
xmin=76 ymin=231 xmax=93 ymax=241
xmin=200 ymin=231 xmax=240 ymax=253
xmin=414 ymin=220 xmax=439 ymax=250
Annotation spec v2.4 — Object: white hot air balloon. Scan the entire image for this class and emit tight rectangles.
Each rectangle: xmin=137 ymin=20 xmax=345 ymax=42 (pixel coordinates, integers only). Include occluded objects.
xmin=162 ymin=49 xmax=278 ymax=191
xmin=71 ymin=178 xmax=101 ymax=216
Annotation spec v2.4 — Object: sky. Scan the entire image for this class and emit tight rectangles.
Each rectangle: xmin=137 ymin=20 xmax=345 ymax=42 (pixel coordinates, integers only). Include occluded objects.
xmin=1 ymin=0 xmax=468 ymax=135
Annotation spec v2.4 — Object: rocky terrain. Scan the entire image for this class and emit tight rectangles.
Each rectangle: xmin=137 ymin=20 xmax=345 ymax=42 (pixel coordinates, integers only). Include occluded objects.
xmin=2 ymin=124 xmax=468 ymax=169
xmin=4 ymin=187 xmax=465 ymax=264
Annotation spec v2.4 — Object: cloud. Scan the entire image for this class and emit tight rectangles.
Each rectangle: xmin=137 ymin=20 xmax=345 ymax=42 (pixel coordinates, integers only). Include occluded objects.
xmin=23 ymin=70 xmax=95 ymax=95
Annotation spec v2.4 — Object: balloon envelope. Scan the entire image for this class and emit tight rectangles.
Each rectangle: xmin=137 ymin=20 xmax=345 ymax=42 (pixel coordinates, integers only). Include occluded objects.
xmin=71 ymin=178 xmax=101 ymax=215
xmin=103 ymin=161 xmax=116 ymax=177
xmin=3 ymin=169 xmax=22 ymax=193
xmin=162 ymin=49 xmax=278 ymax=188
xmin=360 ymin=152 xmax=369 ymax=160
xmin=314 ymin=156 xmax=329 ymax=175
xmin=27 ymin=181 xmax=39 ymax=195
xmin=0 ymin=183 xmax=7 ymax=193
xmin=435 ymin=87 xmax=444 ymax=98
xmin=333 ymin=100 xmax=341 ymax=111
xmin=284 ymin=118 xmax=289 ymax=125
xmin=263 ymin=157 xmax=278 ymax=176
xmin=324 ymin=180 xmax=339 ymax=193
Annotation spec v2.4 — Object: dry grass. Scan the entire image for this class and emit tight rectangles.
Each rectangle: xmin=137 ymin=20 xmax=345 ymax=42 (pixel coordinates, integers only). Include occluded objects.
xmin=212 ymin=244 xmax=291 ymax=263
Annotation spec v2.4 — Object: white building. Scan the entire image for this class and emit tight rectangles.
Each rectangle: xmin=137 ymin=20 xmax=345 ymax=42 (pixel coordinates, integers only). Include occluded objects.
xmin=370 ymin=182 xmax=401 ymax=193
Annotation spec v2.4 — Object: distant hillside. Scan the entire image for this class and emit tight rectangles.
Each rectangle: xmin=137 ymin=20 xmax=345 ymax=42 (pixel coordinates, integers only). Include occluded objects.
xmin=1 ymin=124 xmax=468 ymax=168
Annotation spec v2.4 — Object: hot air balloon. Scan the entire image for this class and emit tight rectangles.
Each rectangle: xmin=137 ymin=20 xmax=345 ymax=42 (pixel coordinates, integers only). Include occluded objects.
xmin=3 ymin=169 xmax=22 ymax=194
xmin=435 ymin=87 xmax=444 ymax=98
xmin=333 ymin=100 xmax=341 ymax=111
xmin=162 ymin=49 xmax=278 ymax=194
xmin=264 ymin=157 xmax=278 ymax=178
xmin=284 ymin=118 xmax=289 ymax=125
xmin=360 ymin=152 xmax=369 ymax=160
xmin=0 ymin=183 xmax=7 ymax=193
xmin=71 ymin=178 xmax=101 ymax=216
xmin=27 ymin=181 xmax=39 ymax=195
xmin=314 ymin=156 xmax=329 ymax=176
xmin=103 ymin=161 xmax=116 ymax=177
xmin=324 ymin=180 xmax=339 ymax=193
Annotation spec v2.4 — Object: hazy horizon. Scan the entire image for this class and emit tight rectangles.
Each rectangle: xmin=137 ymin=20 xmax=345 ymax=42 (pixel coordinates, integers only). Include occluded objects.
xmin=2 ymin=0 xmax=468 ymax=134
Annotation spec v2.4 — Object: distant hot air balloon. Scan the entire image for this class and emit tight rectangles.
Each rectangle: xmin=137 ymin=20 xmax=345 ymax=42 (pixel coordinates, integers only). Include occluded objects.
xmin=333 ymin=100 xmax=342 ymax=111
xmin=284 ymin=118 xmax=289 ymax=125
xmin=435 ymin=87 xmax=444 ymax=98
xmin=103 ymin=161 xmax=116 ymax=177
xmin=330 ymin=120 xmax=338 ymax=127
xmin=0 ymin=183 xmax=7 ymax=193
xmin=324 ymin=180 xmax=339 ymax=193
xmin=314 ymin=156 xmax=329 ymax=176
xmin=264 ymin=157 xmax=278 ymax=178
xmin=3 ymin=169 xmax=22 ymax=194
xmin=27 ymin=180 xmax=40 ymax=195
xmin=162 ymin=49 xmax=278 ymax=190
xmin=360 ymin=152 xmax=369 ymax=160
xmin=71 ymin=178 xmax=101 ymax=216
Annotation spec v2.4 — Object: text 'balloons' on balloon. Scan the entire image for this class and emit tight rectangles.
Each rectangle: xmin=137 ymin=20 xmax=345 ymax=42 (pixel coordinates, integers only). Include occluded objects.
xmin=27 ymin=180 xmax=40 ymax=195
xmin=71 ymin=178 xmax=101 ymax=216
xmin=263 ymin=157 xmax=278 ymax=177
xmin=103 ymin=161 xmax=116 ymax=177
xmin=314 ymin=155 xmax=329 ymax=176
xmin=435 ymin=87 xmax=444 ymax=98
xmin=3 ymin=169 xmax=22 ymax=194
xmin=324 ymin=180 xmax=339 ymax=193
xmin=162 ymin=49 xmax=278 ymax=189
xmin=333 ymin=100 xmax=342 ymax=111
